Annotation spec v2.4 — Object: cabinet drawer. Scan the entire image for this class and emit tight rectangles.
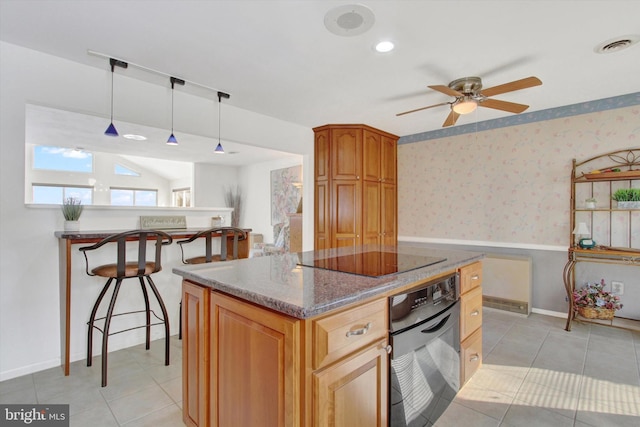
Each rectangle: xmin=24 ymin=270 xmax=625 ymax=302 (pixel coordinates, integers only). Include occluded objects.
xmin=460 ymin=262 xmax=482 ymax=295
xmin=460 ymin=286 xmax=482 ymax=340
xmin=313 ymin=298 xmax=387 ymax=370
xmin=461 ymin=327 xmax=482 ymax=385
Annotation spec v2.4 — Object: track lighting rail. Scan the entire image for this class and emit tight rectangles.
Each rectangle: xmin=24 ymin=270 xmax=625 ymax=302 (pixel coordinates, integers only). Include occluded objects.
xmin=89 ymin=50 xmax=231 ymax=98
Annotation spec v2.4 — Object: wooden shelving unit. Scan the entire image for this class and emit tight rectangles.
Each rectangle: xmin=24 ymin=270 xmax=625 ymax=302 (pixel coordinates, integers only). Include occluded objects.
xmin=563 ymin=148 xmax=640 ymax=332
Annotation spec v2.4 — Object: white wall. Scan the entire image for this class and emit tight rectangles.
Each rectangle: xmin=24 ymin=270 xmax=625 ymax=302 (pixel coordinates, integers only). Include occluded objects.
xmin=0 ymin=41 xmax=313 ymax=381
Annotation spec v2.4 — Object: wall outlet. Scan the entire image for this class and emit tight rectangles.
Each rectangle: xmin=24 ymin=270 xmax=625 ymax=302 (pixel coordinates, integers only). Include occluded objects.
xmin=611 ymin=281 xmax=624 ymax=295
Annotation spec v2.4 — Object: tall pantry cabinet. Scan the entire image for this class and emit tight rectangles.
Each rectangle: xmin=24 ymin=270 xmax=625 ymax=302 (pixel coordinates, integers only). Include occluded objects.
xmin=313 ymin=124 xmax=399 ymax=250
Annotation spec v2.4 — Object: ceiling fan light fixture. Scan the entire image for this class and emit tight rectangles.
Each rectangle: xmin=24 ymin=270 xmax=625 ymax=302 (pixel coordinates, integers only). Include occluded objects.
xmin=452 ymin=98 xmax=478 ymax=115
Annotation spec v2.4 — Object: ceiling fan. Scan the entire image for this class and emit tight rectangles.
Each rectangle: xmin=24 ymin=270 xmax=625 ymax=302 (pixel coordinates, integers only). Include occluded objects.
xmin=397 ymin=76 xmax=542 ymax=127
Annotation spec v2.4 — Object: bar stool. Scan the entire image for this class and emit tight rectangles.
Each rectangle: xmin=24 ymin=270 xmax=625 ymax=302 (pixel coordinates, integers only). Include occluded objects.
xmin=176 ymin=227 xmax=247 ymax=338
xmin=79 ymin=229 xmax=173 ymax=387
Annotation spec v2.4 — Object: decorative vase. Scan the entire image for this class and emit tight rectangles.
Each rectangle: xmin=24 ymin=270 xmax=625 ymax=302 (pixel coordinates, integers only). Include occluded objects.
xmin=64 ymin=220 xmax=80 ymax=232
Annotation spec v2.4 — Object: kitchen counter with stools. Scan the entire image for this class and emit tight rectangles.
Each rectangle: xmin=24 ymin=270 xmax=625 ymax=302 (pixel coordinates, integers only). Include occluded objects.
xmin=54 ymin=228 xmax=251 ymax=376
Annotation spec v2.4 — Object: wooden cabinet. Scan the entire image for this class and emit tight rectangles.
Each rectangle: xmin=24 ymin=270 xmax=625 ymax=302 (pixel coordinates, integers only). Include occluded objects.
xmin=288 ymin=213 xmax=302 ymax=252
xmin=313 ymin=124 xmax=398 ymax=250
xmin=313 ymin=340 xmax=388 ymax=427
xmin=182 ymin=281 xmax=210 ymax=427
xmin=182 ymin=280 xmax=389 ymax=427
xmin=459 ymin=262 xmax=483 ymax=385
xmin=563 ymin=148 xmax=640 ymax=331
xmin=210 ymin=291 xmax=301 ymax=427
xmin=309 ymin=297 xmax=389 ymax=426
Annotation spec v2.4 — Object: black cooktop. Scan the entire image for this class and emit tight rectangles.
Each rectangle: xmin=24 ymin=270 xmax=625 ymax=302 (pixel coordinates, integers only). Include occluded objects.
xmin=297 ymin=251 xmax=446 ymax=278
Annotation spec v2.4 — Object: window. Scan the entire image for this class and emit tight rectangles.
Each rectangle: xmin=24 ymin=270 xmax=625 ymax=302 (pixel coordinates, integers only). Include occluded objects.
xmin=32 ymin=185 xmax=93 ymax=205
xmin=110 ymin=188 xmax=157 ymax=206
xmin=33 ymin=146 xmax=93 ymax=173
xmin=114 ymin=164 xmax=140 ymax=176
xmin=173 ymin=188 xmax=191 ymax=207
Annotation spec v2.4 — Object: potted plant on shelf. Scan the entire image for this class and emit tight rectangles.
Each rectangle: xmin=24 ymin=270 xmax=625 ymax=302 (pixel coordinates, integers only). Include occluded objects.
xmin=572 ymin=279 xmax=622 ymax=320
xmin=61 ymin=197 xmax=83 ymax=231
xmin=612 ymin=188 xmax=640 ymax=209
xmin=585 ymin=197 xmax=597 ymax=209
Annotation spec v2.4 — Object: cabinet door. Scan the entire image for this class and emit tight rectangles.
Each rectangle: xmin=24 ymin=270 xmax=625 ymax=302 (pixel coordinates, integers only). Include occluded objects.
xmin=362 ymin=130 xmax=381 ymax=182
xmin=211 ymin=292 xmax=300 ymax=427
xmin=315 ymin=180 xmax=330 ymax=250
xmin=182 ymin=281 xmax=210 ymax=427
xmin=460 ymin=262 xmax=483 ymax=295
xmin=461 ymin=327 xmax=482 ymax=385
xmin=331 ymin=128 xmax=362 ymax=180
xmin=315 ymin=128 xmax=330 ymax=181
xmin=460 ymin=286 xmax=483 ymax=341
xmin=362 ymin=180 xmax=381 ymax=246
xmin=332 ymin=180 xmax=361 ymax=247
xmin=313 ymin=340 xmax=389 ymax=427
xmin=381 ymin=182 xmax=397 ymax=246
xmin=381 ymin=135 xmax=397 ymax=185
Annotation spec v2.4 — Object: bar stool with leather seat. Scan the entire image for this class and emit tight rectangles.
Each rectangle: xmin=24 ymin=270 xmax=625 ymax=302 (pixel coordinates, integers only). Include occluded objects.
xmin=176 ymin=226 xmax=247 ymax=338
xmin=79 ymin=229 xmax=173 ymax=387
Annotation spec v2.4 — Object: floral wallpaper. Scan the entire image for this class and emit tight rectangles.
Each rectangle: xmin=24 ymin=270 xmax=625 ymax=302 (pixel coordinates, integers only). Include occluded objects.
xmin=398 ymin=105 xmax=640 ymax=246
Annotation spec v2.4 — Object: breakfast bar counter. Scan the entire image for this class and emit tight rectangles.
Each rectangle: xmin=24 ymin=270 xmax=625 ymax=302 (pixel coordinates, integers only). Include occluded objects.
xmin=173 ymin=245 xmax=483 ymax=427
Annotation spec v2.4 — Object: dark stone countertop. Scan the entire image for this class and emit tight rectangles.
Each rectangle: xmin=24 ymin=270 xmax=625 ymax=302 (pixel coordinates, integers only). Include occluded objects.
xmin=172 ymin=245 xmax=483 ymax=319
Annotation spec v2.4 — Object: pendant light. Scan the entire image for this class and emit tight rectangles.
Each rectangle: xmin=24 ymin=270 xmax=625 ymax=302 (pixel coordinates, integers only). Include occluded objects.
xmin=167 ymin=77 xmax=185 ymax=145
xmin=104 ymin=58 xmax=128 ymax=137
xmin=215 ymin=91 xmax=230 ymax=154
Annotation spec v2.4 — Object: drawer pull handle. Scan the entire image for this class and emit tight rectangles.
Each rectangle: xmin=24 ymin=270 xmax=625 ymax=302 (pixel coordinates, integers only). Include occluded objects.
xmin=346 ymin=322 xmax=371 ymax=337
xmin=384 ymin=345 xmax=392 ymax=354
xmin=471 ymin=274 xmax=480 ymax=280
xmin=470 ymin=354 xmax=479 ymax=362
xmin=470 ymin=310 xmax=480 ymax=316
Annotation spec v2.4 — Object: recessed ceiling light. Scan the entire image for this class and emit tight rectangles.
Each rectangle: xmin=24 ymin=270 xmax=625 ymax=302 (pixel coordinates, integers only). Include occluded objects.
xmin=594 ymin=35 xmax=640 ymax=53
xmin=375 ymin=41 xmax=395 ymax=53
xmin=122 ymin=134 xmax=147 ymax=141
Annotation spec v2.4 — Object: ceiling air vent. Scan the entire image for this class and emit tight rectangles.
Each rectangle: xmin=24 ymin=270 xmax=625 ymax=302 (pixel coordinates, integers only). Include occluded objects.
xmin=594 ymin=35 xmax=640 ymax=53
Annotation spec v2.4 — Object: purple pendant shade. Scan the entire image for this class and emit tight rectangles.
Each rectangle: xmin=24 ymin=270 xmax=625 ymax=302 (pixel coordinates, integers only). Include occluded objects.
xmin=214 ymin=142 xmax=224 ymax=153
xmin=167 ymin=77 xmax=185 ymax=145
xmin=167 ymin=133 xmax=178 ymax=145
xmin=104 ymin=122 xmax=118 ymax=137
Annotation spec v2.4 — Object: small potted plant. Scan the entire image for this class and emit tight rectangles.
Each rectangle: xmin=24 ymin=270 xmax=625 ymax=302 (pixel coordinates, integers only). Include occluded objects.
xmin=612 ymin=188 xmax=640 ymax=209
xmin=61 ymin=197 xmax=84 ymax=231
xmin=572 ymin=279 xmax=622 ymax=320
xmin=585 ymin=197 xmax=597 ymax=209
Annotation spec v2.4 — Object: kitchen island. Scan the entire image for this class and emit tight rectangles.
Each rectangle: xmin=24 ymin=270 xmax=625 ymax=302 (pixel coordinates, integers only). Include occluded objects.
xmin=173 ymin=245 xmax=483 ymax=427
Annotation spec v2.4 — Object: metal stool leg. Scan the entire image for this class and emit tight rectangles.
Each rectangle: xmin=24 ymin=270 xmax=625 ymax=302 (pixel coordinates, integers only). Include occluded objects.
xmin=179 ymin=299 xmax=182 ymax=340
xmin=139 ymin=277 xmax=151 ymax=350
xmin=87 ymin=277 xmax=114 ymax=367
xmin=145 ymin=275 xmax=170 ymax=366
xmin=101 ymin=278 xmax=123 ymax=387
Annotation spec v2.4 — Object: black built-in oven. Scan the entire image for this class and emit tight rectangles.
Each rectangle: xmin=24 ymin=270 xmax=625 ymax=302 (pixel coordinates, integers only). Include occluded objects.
xmin=389 ymin=273 xmax=460 ymax=426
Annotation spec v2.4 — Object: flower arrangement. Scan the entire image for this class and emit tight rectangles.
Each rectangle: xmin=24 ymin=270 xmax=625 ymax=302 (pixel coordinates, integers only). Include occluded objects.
xmin=573 ymin=279 xmax=622 ymax=320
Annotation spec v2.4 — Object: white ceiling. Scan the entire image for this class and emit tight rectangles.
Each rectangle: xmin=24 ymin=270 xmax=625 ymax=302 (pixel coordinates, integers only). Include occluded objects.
xmin=2 ymin=0 xmax=640 ymax=141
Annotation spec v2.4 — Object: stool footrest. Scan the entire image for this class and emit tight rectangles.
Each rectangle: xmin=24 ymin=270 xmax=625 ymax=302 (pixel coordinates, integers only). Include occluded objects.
xmin=87 ymin=309 xmax=166 ymax=336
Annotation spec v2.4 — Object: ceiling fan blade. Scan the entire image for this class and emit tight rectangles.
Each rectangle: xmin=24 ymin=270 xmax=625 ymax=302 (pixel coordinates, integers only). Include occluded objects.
xmin=396 ymin=102 xmax=451 ymax=116
xmin=442 ymin=110 xmax=460 ymax=127
xmin=480 ymin=76 xmax=542 ymax=97
xmin=480 ymin=98 xmax=530 ymax=113
xmin=428 ymin=85 xmax=463 ymax=97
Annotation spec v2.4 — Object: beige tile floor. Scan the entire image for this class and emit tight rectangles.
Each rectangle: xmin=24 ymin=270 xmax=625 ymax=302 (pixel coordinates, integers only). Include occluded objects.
xmin=1 ymin=309 xmax=639 ymax=426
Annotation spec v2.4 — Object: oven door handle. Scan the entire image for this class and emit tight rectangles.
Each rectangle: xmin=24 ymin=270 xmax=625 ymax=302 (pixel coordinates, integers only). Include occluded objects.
xmin=420 ymin=314 xmax=451 ymax=334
